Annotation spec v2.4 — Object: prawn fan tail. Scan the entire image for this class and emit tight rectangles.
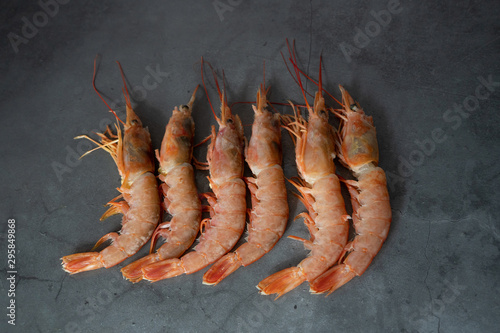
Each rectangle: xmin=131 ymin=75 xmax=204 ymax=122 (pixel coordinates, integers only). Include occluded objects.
xmin=120 ymin=253 xmax=159 ymax=283
xmin=202 ymin=253 xmax=242 ymax=285
xmin=142 ymin=258 xmax=184 ymax=282
xmin=257 ymin=267 xmax=306 ymax=299
xmin=309 ymin=264 xmax=356 ymax=296
xmin=61 ymin=252 xmax=103 ymax=274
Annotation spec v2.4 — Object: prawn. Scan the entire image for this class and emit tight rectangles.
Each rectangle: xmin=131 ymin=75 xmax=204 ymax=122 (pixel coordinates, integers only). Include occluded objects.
xmin=203 ymin=77 xmax=289 ymax=285
xmin=61 ymin=60 xmax=160 ymax=274
xmin=309 ymin=85 xmax=391 ymax=295
xmin=257 ymin=52 xmax=349 ymax=298
xmin=121 ymin=87 xmax=202 ymax=282
xmin=141 ymin=61 xmax=246 ymax=282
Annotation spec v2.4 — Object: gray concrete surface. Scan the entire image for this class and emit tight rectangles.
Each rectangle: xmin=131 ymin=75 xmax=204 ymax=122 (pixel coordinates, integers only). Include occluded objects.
xmin=1 ymin=0 xmax=499 ymax=332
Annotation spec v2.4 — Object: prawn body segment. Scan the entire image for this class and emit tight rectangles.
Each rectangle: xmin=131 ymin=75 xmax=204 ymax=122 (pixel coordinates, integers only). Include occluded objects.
xmin=154 ymin=165 xmax=201 ymax=258
xmin=121 ymin=90 xmax=202 ymax=282
xmin=203 ymin=84 xmax=289 ymax=285
xmin=96 ymin=172 xmax=159 ymax=268
xmin=310 ymin=86 xmax=392 ymax=295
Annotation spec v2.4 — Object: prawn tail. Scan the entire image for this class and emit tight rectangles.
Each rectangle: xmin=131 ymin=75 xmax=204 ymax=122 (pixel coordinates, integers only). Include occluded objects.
xmin=257 ymin=267 xmax=306 ymax=300
xmin=61 ymin=252 xmax=103 ymax=274
xmin=142 ymin=258 xmax=184 ymax=282
xmin=202 ymin=253 xmax=242 ymax=286
xmin=120 ymin=253 xmax=159 ymax=283
xmin=309 ymin=264 xmax=356 ymax=296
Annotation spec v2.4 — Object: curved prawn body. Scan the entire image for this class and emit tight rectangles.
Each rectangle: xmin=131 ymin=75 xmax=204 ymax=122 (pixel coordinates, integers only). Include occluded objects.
xmin=61 ymin=63 xmax=160 ymax=274
xmin=203 ymin=84 xmax=288 ymax=285
xmin=141 ymin=92 xmax=247 ymax=282
xmin=309 ymin=86 xmax=391 ymax=295
xmin=257 ymin=89 xmax=349 ymax=299
xmin=121 ymin=88 xmax=202 ymax=282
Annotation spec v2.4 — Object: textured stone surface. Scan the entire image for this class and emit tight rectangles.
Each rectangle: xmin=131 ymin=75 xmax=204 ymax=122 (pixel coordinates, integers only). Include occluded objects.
xmin=1 ymin=0 xmax=499 ymax=332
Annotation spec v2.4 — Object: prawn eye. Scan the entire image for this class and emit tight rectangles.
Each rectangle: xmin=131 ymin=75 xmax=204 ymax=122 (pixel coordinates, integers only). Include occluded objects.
xmin=226 ymin=118 xmax=233 ymax=125
xmin=131 ymin=119 xmax=139 ymax=125
xmin=319 ymin=110 xmax=327 ymax=117
xmin=272 ymin=117 xmax=280 ymax=128
xmin=350 ymin=104 xmax=358 ymax=111
xmin=182 ymin=105 xmax=189 ymax=110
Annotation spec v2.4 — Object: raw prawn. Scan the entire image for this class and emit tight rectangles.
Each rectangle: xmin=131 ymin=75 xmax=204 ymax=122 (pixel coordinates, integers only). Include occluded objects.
xmin=309 ymin=86 xmax=391 ymax=295
xmin=203 ymin=80 xmax=288 ymax=285
xmin=141 ymin=63 xmax=246 ymax=282
xmin=257 ymin=55 xmax=349 ymax=298
xmin=121 ymin=87 xmax=202 ymax=282
xmin=61 ymin=61 xmax=160 ymax=274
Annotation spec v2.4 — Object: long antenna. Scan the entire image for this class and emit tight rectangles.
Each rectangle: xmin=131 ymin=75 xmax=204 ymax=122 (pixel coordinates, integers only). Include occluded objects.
xmin=200 ymin=57 xmax=220 ymax=123
xmin=92 ymin=55 xmax=125 ymax=125
xmin=287 ymin=39 xmax=310 ymax=110
xmin=116 ymin=61 xmax=132 ymax=110
xmin=286 ymin=49 xmax=344 ymax=108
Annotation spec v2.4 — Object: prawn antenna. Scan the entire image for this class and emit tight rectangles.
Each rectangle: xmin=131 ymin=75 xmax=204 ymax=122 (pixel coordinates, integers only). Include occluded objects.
xmin=318 ymin=54 xmax=323 ymax=96
xmin=259 ymin=61 xmax=271 ymax=112
xmin=263 ymin=60 xmax=266 ymax=86
xmin=287 ymin=39 xmax=311 ymax=110
xmin=222 ymin=69 xmax=228 ymax=107
xmin=116 ymin=61 xmax=132 ymax=110
xmin=281 ymin=39 xmax=314 ymax=100
xmin=285 ymin=46 xmax=344 ymax=108
xmin=92 ymin=55 xmax=125 ymax=126
xmin=200 ymin=57 xmax=221 ymax=124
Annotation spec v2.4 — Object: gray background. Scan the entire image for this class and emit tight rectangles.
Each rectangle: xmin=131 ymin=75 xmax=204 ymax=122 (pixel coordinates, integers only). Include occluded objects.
xmin=1 ymin=0 xmax=499 ymax=332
